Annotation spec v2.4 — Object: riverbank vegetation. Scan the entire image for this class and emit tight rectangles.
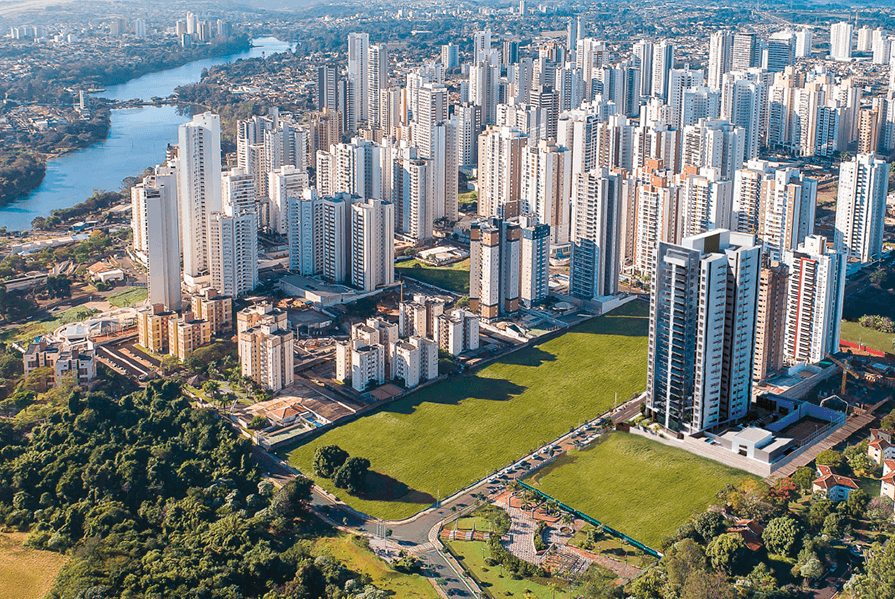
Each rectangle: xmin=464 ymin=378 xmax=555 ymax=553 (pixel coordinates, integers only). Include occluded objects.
xmin=0 ymin=36 xmax=251 ymax=104
xmin=0 ymin=35 xmax=249 ymax=211
xmin=31 ymin=190 xmax=123 ymax=230
xmin=0 ymin=107 xmax=112 ymax=208
xmin=0 ymin=154 xmax=45 ymax=208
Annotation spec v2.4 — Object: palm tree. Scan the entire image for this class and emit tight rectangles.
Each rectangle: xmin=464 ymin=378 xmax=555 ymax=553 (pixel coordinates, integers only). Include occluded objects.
xmin=202 ymin=380 xmax=220 ymax=403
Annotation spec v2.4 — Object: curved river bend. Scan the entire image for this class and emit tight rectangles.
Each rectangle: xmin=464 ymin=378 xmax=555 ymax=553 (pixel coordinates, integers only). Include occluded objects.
xmin=0 ymin=37 xmax=293 ymax=231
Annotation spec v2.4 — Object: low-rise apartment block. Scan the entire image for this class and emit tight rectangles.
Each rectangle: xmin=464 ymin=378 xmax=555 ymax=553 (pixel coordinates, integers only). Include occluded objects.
xmin=436 ymin=309 xmax=480 ymax=356
xmin=168 ymin=312 xmax=212 ymax=362
xmin=23 ymin=339 xmax=96 ymax=386
xmin=193 ymin=288 xmax=233 ymax=334
xmin=238 ymin=307 xmax=294 ymax=393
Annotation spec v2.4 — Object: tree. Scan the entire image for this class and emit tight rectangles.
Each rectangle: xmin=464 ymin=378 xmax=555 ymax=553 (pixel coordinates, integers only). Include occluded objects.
xmin=269 ymin=476 xmax=313 ymax=519
xmin=158 ymin=354 xmax=180 ymax=375
xmin=799 ymin=555 xmax=824 ymax=581
xmin=718 ymin=478 xmax=772 ymax=521
xmin=865 ymin=496 xmax=894 ymax=525
xmin=312 ymin=445 xmax=349 ymax=478
xmin=693 ymin=511 xmax=728 ymax=543
xmin=822 ymin=512 xmax=844 ymax=539
xmin=664 ymin=539 xmax=707 ymax=595
xmin=850 ymin=453 xmax=877 ymax=477
xmin=45 ymin=275 xmax=71 ymax=299
xmin=740 ymin=562 xmax=787 ymax=599
xmin=792 ymin=467 xmax=815 ymax=491
xmin=681 ymin=569 xmax=735 ymax=599
xmin=763 ymin=516 xmax=803 ymax=557
xmin=768 ymin=477 xmax=799 ymax=508
xmin=202 ymin=380 xmax=220 ymax=402
xmin=627 ymin=566 xmax=664 ymax=599
xmin=847 ymin=489 xmax=870 ymax=517
xmin=870 ymin=267 xmax=887 ymax=286
xmin=332 ymin=457 xmax=370 ymax=495
xmin=845 ymin=538 xmax=895 ymax=599
xmin=248 ymin=415 xmax=268 ymax=430
xmin=706 ymin=533 xmax=745 ymax=573
xmin=808 ymin=496 xmax=834 ymax=531
xmin=815 ymin=450 xmax=844 ymax=468
xmin=881 ymin=411 xmax=895 ymax=432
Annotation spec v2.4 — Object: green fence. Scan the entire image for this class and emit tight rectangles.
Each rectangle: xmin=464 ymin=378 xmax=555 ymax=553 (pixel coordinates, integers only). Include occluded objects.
xmin=517 ymin=481 xmax=661 ymax=558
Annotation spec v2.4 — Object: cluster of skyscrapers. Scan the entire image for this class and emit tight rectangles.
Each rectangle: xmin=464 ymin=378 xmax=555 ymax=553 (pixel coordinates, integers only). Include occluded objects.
xmin=131 ymin=19 xmax=892 ymax=409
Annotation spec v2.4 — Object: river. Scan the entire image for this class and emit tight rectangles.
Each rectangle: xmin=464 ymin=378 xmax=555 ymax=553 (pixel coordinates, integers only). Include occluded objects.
xmin=0 ymin=37 xmax=293 ymax=231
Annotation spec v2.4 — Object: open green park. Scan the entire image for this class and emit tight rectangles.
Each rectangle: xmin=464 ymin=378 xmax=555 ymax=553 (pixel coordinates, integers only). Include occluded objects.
xmin=287 ymin=301 xmax=649 ymax=521
xmin=525 ymin=433 xmax=754 ymax=549
xmin=395 ymin=258 xmax=470 ymax=294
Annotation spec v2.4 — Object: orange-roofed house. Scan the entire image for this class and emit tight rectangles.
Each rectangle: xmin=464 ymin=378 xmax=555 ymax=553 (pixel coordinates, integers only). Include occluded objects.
xmin=727 ymin=519 xmax=765 ymax=552
xmin=812 ymin=465 xmax=859 ymax=502
xmin=881 ymin=460 xmax=895 ymax=501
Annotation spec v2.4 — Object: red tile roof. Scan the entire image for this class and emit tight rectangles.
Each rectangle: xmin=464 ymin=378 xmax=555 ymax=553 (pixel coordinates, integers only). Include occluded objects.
xmin=727 ymin=519 xmax=765 ymax=552
xmin=870 ymin=438 xmax=891 ymax=450
xmin=813 ymin=467 xmax=860 ymax=491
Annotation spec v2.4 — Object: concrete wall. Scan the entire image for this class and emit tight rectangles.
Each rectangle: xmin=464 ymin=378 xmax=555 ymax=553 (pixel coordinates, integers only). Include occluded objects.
xmin=783 ymin=364 xmax=840 ymax=400
xmin=627 ymin=418 xmax=846 ymax=478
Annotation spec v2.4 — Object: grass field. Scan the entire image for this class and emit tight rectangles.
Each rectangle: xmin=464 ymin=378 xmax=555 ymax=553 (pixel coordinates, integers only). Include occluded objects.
xmin=840 ymin=320 xmax=894 ymax=355
xmin=107 ymin=287 xmax=148 ymax=308
xmin=287 ymin=301 xmax=649 ymax=521
xmin=314 ymin=534 xmax=438 ymax=598
xmin=1 ymin=306 xmax=98 ymax=343
xmin=395 ymin=259 xmax=470 ymax=294
xmin=526 ymin=433 xmax=753 ymax=549
xmin=446 ymin=540 xmax=571 ymax=599
xmin=0 ymin=532 xmax=67 ymax=599
xmin=455 ymin=516 xmax=491 ymax=531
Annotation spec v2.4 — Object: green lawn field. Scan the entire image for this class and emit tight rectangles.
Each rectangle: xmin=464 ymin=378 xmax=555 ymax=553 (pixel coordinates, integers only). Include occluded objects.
xmin=526 ymin=433 xmax=753 ymax=549
xmin=840 ymin=320 xmax=894 ymax=355
xmin=395 ymin=259 xmax=470 ymax=294
xmin=314 ymin=534 xmax=438 ymax=599
xmin=107 ymin=286 xmax=148 ymax=308
xmin=446 ymin=540 xmax=572 ymax=599
xmin=287 ymin=301 xmax=649 ymax=521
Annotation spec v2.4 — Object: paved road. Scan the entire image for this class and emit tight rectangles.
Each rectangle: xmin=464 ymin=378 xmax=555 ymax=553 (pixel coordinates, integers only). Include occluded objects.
xmin=250 ymin=396 xmax=646 ymax=598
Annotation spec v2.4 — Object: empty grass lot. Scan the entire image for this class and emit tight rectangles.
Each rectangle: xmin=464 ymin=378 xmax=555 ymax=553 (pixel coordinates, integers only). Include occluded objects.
xmin=314 ymin=534 xmax=438 ymax=599
xmin=0 ymin=532 xmax=67 ymax=599
xmin=526 ymin=433 xmax=754 ymax=549
xmin=395 ymin=258 xmax=470 ymax=294
xmin=287 ymin=301 xmax=649 ymax=521
xmin=840 ymin=320 xmax=894 ymax=355
xmin=107 ymin=286 xmax=148 ymax=308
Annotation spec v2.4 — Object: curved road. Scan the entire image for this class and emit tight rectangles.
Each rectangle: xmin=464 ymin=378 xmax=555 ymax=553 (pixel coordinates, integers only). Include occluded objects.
xmin=252 ymin=396 xmax=645 ymax=597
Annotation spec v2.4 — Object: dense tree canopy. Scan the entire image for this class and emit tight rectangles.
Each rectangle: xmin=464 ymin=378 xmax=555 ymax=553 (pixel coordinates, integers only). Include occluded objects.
xmin=0 ymin=380 xmax=387 ymax=598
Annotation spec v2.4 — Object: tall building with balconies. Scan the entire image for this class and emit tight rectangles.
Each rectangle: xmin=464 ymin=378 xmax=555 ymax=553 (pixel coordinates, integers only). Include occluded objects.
xmin=782 ymin=235 xmax=846 ymax=365
xmin=835 ymin=153 xmax=889 ymax=263
xmin=647 ymin=230 xmax=761 ymax=434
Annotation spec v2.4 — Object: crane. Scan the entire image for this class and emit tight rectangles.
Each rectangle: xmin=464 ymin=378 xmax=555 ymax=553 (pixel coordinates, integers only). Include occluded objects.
xmin=825 ymin=353 xmax=860 ymax=396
